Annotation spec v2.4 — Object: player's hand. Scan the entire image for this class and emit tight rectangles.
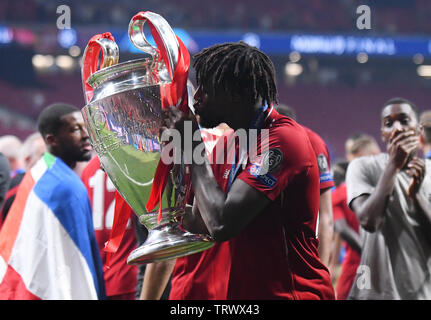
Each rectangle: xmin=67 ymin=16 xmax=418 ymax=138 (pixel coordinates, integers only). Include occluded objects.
xmin=387 ymin=130 xmax=419 ymax=170
xmin=159 ymin=106 xmax=191 ymax=141
xmin=159 ymin=106 xmax=200 ymax=160
xmin=406 ymin=157 xmax=425 ymax=198
xmin=162 ymin=106 xmax=196 ymax=131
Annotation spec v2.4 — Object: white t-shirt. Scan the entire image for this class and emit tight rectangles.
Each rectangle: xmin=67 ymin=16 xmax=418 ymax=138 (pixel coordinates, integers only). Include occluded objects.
xmin=346 ymin=153 xmax=431 ymax=300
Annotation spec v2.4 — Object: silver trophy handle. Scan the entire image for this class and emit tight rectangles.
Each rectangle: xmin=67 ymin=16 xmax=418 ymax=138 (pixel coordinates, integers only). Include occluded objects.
xmin=96 ymin=38 xmax=120 ymax=69
xmin=81 ymin=33 xmax=119 ymax=104
xmin=128 ymin=11 xmax=179 ymax=80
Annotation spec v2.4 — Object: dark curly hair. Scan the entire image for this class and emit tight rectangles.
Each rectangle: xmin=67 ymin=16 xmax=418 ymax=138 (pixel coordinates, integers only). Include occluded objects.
xmin=193 ymin=41 xmax=278 ymax=107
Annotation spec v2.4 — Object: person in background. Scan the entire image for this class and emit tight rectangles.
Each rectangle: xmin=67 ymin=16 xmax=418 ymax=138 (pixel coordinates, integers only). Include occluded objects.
xmin=330 ymin=132 xmax=381 ymax=299
xmin=346 ymin=97 xmax=431 ymax=299
xmin=0 ymin=135 xmax=24 ymax=179
xmin=275 ymin=104 xmax=334 ymax=267
xmin=345 ymin=132 xmax=381 ymax=163
xmin=81 ymin=155 xmax=139 ymax=300
xmin=0 ymin=103 xmax=105 ymax=299
xmin=21 ymin=132 xmax=46 ymax=170
xmin=0 ymin=132 xmax=46 ymax=226
xmin=419 ymin=110 xmax=431 ymax=159
xmin=0 ymin=153 xmax=10 ymax=211
xmin=135 ymin=217 xmax=172 ymax=300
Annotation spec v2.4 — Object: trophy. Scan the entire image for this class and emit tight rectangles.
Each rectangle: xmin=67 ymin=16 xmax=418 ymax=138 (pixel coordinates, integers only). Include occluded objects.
xmin=80 ymin=11 xmax=214 ymax=264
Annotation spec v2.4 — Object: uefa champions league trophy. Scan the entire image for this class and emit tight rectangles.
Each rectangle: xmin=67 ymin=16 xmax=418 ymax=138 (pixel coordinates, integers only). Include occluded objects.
xmin=80 ymin=11 xmax=214 ymax=264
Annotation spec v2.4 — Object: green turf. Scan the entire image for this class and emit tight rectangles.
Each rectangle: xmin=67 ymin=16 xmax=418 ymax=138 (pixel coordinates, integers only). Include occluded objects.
xmin=90 ymin=115 xmax=181 ymax=226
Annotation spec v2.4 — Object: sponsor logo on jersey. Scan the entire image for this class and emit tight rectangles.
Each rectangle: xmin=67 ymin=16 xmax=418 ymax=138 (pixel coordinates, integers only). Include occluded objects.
xmin=248 ymin=164 xmax=277 ymax=188
xmin=261 ymin=148 xmax=283 ymax=173
xmin=317 ymin=154 xmax=329 ymax=173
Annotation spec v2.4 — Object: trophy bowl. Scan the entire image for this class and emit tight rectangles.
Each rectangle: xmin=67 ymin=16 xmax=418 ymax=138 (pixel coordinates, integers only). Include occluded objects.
xmin=81 ymin=11 xmax=214 ymax=264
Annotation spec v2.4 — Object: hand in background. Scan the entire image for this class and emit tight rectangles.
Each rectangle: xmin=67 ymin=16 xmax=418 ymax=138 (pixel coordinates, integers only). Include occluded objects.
xmin=406 ymin=157 xmax=425 ymax=198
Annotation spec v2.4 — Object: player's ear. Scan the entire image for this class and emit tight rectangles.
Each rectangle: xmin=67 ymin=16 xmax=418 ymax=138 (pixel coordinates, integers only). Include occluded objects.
xmin=45 ymin=133 xmax=58 ymax=148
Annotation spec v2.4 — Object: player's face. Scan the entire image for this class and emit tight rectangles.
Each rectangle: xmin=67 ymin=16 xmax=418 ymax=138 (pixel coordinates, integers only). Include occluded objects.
xmin=381 ymin=103 xmax=419 ymax=145
xmin=193 ymin=84 xmax=230 ymax=129
xmin=56 ymin=111 xmax=92 ymax=162
xmin=193 ymin=84 xmax=255 ymax=130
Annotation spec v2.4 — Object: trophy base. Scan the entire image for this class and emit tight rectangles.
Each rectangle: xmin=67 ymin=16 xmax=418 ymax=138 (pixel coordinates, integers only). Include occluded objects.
xmin=127 ymin=222 xmax=214 ymax=265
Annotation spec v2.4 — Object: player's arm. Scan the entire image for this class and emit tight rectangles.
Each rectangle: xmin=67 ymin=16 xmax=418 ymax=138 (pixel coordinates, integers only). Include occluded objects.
xmin=181 ymin=201 xmax=210 ymax=235
xmin=317 ymin=187 xmax=333 ymax=266
xmin=191 ymin=157 xmax=270 ymax=242
xmin=350 ymin=173 xmax=394 ymax=233
xmin=139 ymin=259 xmax=176 ymax=300
xmin=328 ymin=231 xmax=343 ymax=283
xmin=350 ymin=131 xmax=417 ymax=232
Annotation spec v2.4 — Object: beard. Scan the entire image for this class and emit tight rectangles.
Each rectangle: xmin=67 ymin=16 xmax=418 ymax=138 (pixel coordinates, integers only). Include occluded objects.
xmin=78 ymin=150 xmax=93 ymax=162
xmin=61 ymin=146 xmax=92 ymax=163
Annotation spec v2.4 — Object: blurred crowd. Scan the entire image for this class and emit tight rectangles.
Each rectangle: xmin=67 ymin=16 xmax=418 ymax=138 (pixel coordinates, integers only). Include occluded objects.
xmin=2 ymin=0 xmax=431 ymax=34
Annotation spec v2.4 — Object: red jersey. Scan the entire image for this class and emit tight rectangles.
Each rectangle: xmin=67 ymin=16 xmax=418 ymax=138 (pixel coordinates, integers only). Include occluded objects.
xmin=332 ymin=182 xmax=361 ymax=300
xmin=171 ymin=109 xmax=334 ymax=300
xmin=81 ymin=156 xmax=138 ymax=298
xmin=229 ymin=108 xmax=334 ymax=299
xmin=303 ymin=127 xmax=334 ymax=191
xmin=170 ymin=127 xmax=232 ymax=300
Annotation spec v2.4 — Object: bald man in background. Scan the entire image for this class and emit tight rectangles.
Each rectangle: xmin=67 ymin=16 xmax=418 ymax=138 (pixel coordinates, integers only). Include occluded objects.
xmin=0 ymin=135 xmax=24 ymax=179
xmin=0 ymin=132 xmax=46 ymax=225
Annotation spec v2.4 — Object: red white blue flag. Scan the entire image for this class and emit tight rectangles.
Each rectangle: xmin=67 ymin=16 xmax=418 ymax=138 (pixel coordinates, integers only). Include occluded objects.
xmin=0 ymin=153 xmax=105 ymax=299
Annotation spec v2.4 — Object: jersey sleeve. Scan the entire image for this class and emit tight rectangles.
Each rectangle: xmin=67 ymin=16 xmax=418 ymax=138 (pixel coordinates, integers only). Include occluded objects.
xmin=316 ymin=151 xmax=334 ymax=190
xmin=237 ymin=125 xmax=315 ymax=201
xmin=345 ymin=156 xmax=376 ymax=209
xmin=306 ymin=128 xmax=334 ymax=190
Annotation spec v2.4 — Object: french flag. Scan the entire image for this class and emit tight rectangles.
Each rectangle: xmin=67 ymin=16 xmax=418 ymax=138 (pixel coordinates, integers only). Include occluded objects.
xmin=0 ymin=153 xmax=105 ymax=300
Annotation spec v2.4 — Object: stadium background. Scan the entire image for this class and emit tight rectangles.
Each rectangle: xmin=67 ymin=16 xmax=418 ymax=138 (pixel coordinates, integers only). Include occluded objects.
xmin=1 ymin=0 xmax=431 ymax=162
